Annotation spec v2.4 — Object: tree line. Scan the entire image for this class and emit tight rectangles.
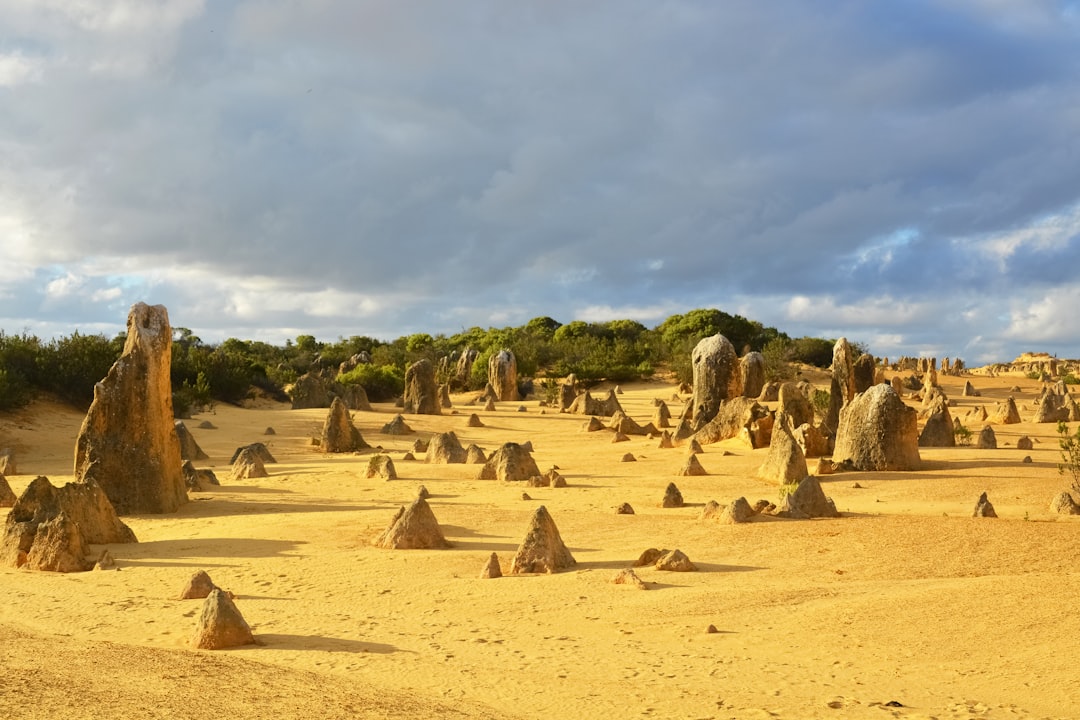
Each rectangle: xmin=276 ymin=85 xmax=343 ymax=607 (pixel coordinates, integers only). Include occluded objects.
xmin=0 ymin=308 xmax=847 ymax=412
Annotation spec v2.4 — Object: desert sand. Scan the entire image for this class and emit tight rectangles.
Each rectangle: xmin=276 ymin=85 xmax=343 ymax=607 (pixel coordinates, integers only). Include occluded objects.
xmin=1 ymin=369 xmax=1078 ymax=719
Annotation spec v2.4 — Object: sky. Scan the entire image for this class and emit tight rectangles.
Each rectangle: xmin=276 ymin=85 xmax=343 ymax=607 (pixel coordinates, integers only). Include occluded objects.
xmin=2 ymin=0 xmax=1080 ymax=364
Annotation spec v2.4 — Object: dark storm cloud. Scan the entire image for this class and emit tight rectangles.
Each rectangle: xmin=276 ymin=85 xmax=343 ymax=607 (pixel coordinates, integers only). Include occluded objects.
xmin=1 ymin=0 xmax=1080 ymax=359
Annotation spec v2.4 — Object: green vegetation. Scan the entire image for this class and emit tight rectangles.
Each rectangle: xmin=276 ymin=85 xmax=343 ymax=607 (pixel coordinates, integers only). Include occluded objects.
xmin=954 ymin=424 xmax=973 ymax=447
xmin=1057 ymin=421 xmax=1080 ymax=496
xmin=810 ymin=388 xmax=831 ymax=420
xmin=0 ymin=308 xmax=856 ymax=414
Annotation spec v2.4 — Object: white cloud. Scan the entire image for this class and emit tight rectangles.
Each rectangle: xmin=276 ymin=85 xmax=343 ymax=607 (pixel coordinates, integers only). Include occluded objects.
xmin=0 ymin=52 xmax=44 ymax=86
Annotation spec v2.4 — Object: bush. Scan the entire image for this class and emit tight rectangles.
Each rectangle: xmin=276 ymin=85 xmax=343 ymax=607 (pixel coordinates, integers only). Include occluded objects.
xmin=36 ymin=332 xmax=121 ymax=407
xmin=1062 ymin=373 xmax=1080 ymax=385
xmin=811 ymin=389 xmax=830 ymax=419
xmin=338 ymin=363 xmax=404 ymax=402
xmin=0 ymin=367 xmax=32 ymax=411
xmin=1057 ymin=421 xmax=1080 ymax=495
xmin=762 ymin=337 xmax=794 ymax=382
xmin=954 ymin=425 xmax=973 ymax=447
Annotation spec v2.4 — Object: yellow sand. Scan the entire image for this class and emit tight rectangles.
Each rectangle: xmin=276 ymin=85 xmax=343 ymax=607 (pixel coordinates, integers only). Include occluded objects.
xmin=0 ymin=370 xmax=1077 ymax=719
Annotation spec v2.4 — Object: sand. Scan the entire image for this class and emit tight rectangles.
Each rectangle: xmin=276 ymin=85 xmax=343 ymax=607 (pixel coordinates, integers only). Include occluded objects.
xmin=1 ymin=370 xmax=1078 ymax=719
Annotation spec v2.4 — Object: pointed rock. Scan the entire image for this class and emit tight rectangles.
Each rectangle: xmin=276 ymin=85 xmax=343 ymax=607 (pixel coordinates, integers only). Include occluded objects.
xmin=191 ymin=588 xmax=255 ymax=650
xmin=757 ymin=422 xmax=808 ymax=484
xmin=719 ymin=497 xmax=755 ymax=524
xmin=661 ymin=482 xmax=684 ymax=508
xmin=380 ymin=414 xmax=414 ymax=435
xmin=466 ymin=413 xmax=485 ymax=428
xmin=1049 ymin=491 xmax=1080 ymax=515
xmin=320 ymin=397 xmax=370 ymax=453
xmin=615 ymin=502 xmax=635 ymax=515
xmin=777 ymin=476 xmax=840 ymax=519
xmin=700 ymin=500 xmax=723 ymax=519
xmin=677 ymin=454 xmax=707 ymax=476
xmin=633 ymin=548 xmax=668 ymax=567
xmin=374 ymin=497 xmax=451 ymax=549
xmin=403 ymin=358 xmax=441 ymax=415
xmin=480 ymin=552 xmax=502 ymax=579
xmin=229 ymin=443 xmax=276 ymax=465
xmin=425 ymin=432 xmax=467 ymax=464
xmin=22 ymin=512 xmax=92 ymax=573
xmin=465 ymin=444 xmax=487 ymax=464
xmin=832 ymin=384 xmax=920 ymax=471
xmin=508 ymin=505 xmax=576 ymax=574
xmin=0 ymin=473 xmax=15 ymax=508
xmin=93 ymin=549 xmax=116 ymax=571
xmin=973 ymin=492 xmax=997 ymax=518
xmin=230 ymin=447 xmax=268 ymax=481
xmin=477 ymin=442 xmax=540 ymax=481
xmin=484 ymin=396 xmax=497 ymax=412
xmin=977 ymin=425 xmax=997 ymax=449
xmin=175 ymin=421 xmax=209 ymax=462
xmin=180 ymin=570 xmax=220 ymax=600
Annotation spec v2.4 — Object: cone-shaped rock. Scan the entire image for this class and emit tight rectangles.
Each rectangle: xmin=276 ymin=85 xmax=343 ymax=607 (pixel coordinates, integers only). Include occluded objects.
xmin=0 ymin=448 xmax=15 ymax=475
xmin=380 ymin=414 xmax=414 ymax=435
xmin=615 ymin=502 xmax=635 ymax=515
xmin=657 ymin=431 xmax=674 ymax=449
xmin=230 ymin=447 xmax=268 ymax=481
xmin=403 ymin=358 xmax=441 ymax=415
xmin=677 ymin=454 xmax=707 ymax=476
xmin=778 ymin=383 xmax=814 ymax=430
xmin=757 ymin=422 xmax=808 ymax=485
xmin=438 ymin=383 xmax=452 ymax=409
xmin=509 ymin=505 xmax=575 ymax=574
xmin=740 ymin=352 xmax=766 ymax=399
xmin=366 ymin=455 xmax=398 ymax=480
xmin=777 ymin=476 xmax=840 ymax=519
xmin=1016 ymin=436 xmax=1034 ymax=450
xmin=832 ymin=384 xmax=920 ymax=471
xmin=0 ymin=473 xmax=15 ymax=508
xmin=20 ymin=512 xmax=91 ymax=573
xmin=74 ymin=303 xmax=188 ymax=514
xmin=321 ymin=398 xmax=369 ymax=453
xmin=191 ymin=588 xmax=255 ymax=650
xmin=483 ymin=396 xmax=497 ymax=412
xmin=652 ymin=401 xmax=672 ymax=429
xmin=229 ymin=443 xmax=276 ymax=465
xmin=2 ymin=476 xmax=135 ymax=555
xmin=977 ymin=425 xmax=997 ymax=449
xmin=425 ymin=432 xmax=466 ymax=464
xmin=93 ymin=549 xmax=116 ymax=571
xmin=480 ymin=552 xmax=502 ymax=579
xmin=374 ymin=497 xmax=451 ymax=549
xmin=465 ymin=444 xmax=487 ymax=464
xmin=661 ymin=482 xmax=684 ymax=508
xmin=175 ymin=421 xmax=209 ymax=462
xmin=719 ymin=497 xmax=755 ymax=524
xmin=918 ymin=397 xmax=955 ymax=447
xmin=466 ymin=413 xmax=484 ymax=428
xmin=972 ymin=492 xmax=997 ymax=518
xmin=478 ymin=442 xmax=541 ymax=481
xmin=180 ymin=570 xmax=219 ymax=600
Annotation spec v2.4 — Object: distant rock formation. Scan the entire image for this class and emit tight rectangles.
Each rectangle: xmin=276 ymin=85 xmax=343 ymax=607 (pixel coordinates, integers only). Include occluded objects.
xmin=320 ymin=397 xmax=370 ymax=453
xmin=832 ymin=384 xmax=920 ymax=471
xmin=488 ymin=349 xmax=519 ymax=402
xmin=403 ymin=359 xmax=441 ymax=415
xmin=691 ymin=334 xmax=741 ymax=428
xmin=509 ymin=505 xmax=575 ymax=574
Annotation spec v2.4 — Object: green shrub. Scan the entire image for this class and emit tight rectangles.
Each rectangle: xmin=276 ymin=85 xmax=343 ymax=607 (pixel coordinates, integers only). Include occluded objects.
xmin=811 ymin=388 xmax=830 ymax=419
xmin=1062 ymin=373 xmax=1080 ymax=385
xmin=1026 ymin=371 xmax=1042 ymax=380
xmin=954 ymin=425 xmax=973 ymax=447
xmin=1057 ymin=421 xmax=1080 ymax=496
xmin=0 ymin=367 xmax=32 ymax=410
xmin=337 ymin=363 xmax=404 ymax=402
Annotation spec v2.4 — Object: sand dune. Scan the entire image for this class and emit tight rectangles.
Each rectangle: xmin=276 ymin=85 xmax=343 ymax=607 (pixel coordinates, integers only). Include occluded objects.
xmin=1 ymin=370 xmax=1078 ymax=719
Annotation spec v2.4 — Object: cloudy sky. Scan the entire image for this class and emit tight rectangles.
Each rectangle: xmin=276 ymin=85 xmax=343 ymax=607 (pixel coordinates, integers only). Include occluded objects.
xmin=2 ymin=0 xmax=1080 ymax=363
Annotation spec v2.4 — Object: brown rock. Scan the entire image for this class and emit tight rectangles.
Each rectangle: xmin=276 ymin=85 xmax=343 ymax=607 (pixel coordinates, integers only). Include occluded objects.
xmin=661 ymin=482 xmax=684 ymax=508
xmin=0 ymin=448 xmax=16 ymax=476
xmin=480 ymin=552 xmax=502 ymax=579
xmin=466 ymin=413 xmax=484 ymax=428
xmin=380 ymin=414 xmax=414 ymax=435
xmin=509 ymin=505 xmax=576 ymax=574
xmin=174 ymin=421 xmax=209 ymax=462
xmin=918 ymin=397 xmax=955 ymax=448
xmin=230 ymin=447 xmax=268 ymax=481
xmin=180 ymin=569 xmax=220 ymax=600
xmin=320 ymin=397 xmax=370 ymax=453
xmin=740 ymin=352 xmax=766 ymax=399
xmin=655 ymin=549 xmax=697 ymax=572
xmin=190 ymin=588 xmax=255 ymax=650
xmin=700 ymin=500 xmax=723 ymax=519
xmin=611 ymin=568 xmax=648 ymax=589
xmin=832 ymin=384 xmax=920 ymax=471
xmin=777 ymin=476 xmax=840 ymax=519
xmin=1049 ymin=491 xmax=1080 ymax=515
xmin=615 ymin=502 xmax=635 ymax=515
xmin=778 ymin=383 xmax=814 ymax=431
xmin=989 ymin=397 xmax=1021 ymax=425
xmin=824 ymin=338 xmax=857 ymax=435
xmin=719 ymin=497 xmax=755 ymax=524
xmin=657 ymin=431 xmax=674 ymax=449
xmin=691 ymin=334 xmax=741 ymax=427
xmin=403 ymin=358 xmax=441 ymax=415
xmin=652 ymin=400 xmax=672 ymax=429
xmin=977 ymin=425 xmax=997 ymax=450
xmin=93 ymin=549 xmax=116 ymax=571
xmin=757 ymin=422 xmax=808 ymax=485
xmin=425 ymin=432 xmax=467 ymax=464
xmin=792 ymin=422 xmax=830 ymax=458
xmin=1016 ymin=436 xmax=1034 ymax=450
xmin=74 ymin=303 xmax=188 ymax=514
xmin=366 ymin=455 xmax=398 ymax=480
xmin=633 ymin=548 xmax=669 ymax=567
xmin=0 ymin=473 xmax=15 ymax=508
xmin=488 ymin=349 xmax=520 ymax=402
xmin=465 ymin=444 xmax=487 ymax=464
xmin=972 ymin=492 xmax=997 ymax=518
xmin=612 ymin=432 xmax=630 ymax=444
xmin=477 ymin=443 xmax=540 ymax=481
xmin=374 ymin=497 xmax=451 ymax=549
xmin=686 ymin=397 xmax=770 ymax=448
xmin=677 ymin=454 xmax=707 ymax=476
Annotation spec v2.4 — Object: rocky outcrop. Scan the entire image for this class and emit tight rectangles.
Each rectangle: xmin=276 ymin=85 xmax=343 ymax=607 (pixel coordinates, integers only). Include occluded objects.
xmin=424 ymin=432 xmax=467 ymax=464
xmin=509 ymin=505 xmax=575 ymax=574
xmin=477 ymin=443 xmax=541 ymax=481
xmin=0 ymin=473 xmax=15 ymax=508
xmin=74 ymin=303 xmax=188 ymax=514
xmin=652 ymin=400 xmax=672 ymax=429
xmin=977 ymin=426 xmax=997 ymax=449
xmin=972 ymin=492 xmax=997 ymax=518
xmin=454 ymin=348 xmax=479 ymax=389
xmin=824 ymin=338 xmax=856 ymax=435
xmin=740 ymin=352 xmax=766 ymax=399
xmin=380 ymin=414 xmax=414 ymax=435
xmin=320 ymin=397 xmax=370 ymax=453
xmin=776 ymin=476 xmax=840 ymax=518
xmin=719 ymin=497 xmax=756 ymax=524
xmin=778 ymin=383 xmax=813 ymax=431
xmin=180 ymin=570 xmax=221 ymax=600
xmin=757 ymin=422 xmax=808 ymax=485
xmin=191 ymin=589 xmax=256 ymax=650
xmin=685 ymin=397 xmax=771 ymax=448
xmin=229 ymin=443 xmax=276 ymax=465
xmin=480 ymin=552 xmax=502 ymax=579
xmin=918 ymin=397 xmax=955 ymax=447
xmin=366 ymin=455 xmax=398 ymax=480
xmin=676 ymin=454 xmax=707 ymax=476
xmin=230 ymin=447 xmax=268 ymax=480
xmin=655 ymin=549 xmax=697 ymax=572
xmin=403 ymin=359 xmax=441 ymax=415
xmin=832 ymin=384 xmax=920 ymax=471
xmin=488 ymin=349 xmax=519 ymax=402
xmin=852 ymin=353 xmax=876 ymax=394
xmin=691 ymin=334 xmax=741 ymax=428
xmin=289 ymin=372 xmax=332 ymax=409
xmin=175 ymin=421 xmax=208 ymax=462
xmin=374 ymin=497 xmax=451 ymax=549
xmin=1050 ymin=491 xmax=1080 ymax=515
xmin=989 ymin=397 xmax=1021 ymax=425
xmin=661 ymin=482 xmax=684 ymax=508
